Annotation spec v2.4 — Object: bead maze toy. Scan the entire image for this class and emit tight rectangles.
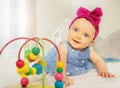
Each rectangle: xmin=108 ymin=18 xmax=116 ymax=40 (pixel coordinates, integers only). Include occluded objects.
xmin=0 ymin=37 xmax=64 ymax=88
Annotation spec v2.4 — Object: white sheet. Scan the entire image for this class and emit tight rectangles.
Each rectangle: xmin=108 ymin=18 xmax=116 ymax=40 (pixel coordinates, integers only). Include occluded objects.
xmin=29 ymin=62 xmax=120 ymax=88
xmin=68 ymin=62 xmax=120 ymax=88
xmin=0 ymin=58 xmax=120 ymax=88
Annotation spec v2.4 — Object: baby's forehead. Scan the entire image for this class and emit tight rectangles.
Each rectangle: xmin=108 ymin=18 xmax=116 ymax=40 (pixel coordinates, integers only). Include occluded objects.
xmin=74 ymin=18 xmax=95 ymax=30
xmin=75 ymin=18 xmax=92 ymax=26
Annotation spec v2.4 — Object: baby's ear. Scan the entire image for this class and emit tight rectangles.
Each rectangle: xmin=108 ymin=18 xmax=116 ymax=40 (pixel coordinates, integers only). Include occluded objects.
xmin=91 ymin=40 xmax=94 ymax=44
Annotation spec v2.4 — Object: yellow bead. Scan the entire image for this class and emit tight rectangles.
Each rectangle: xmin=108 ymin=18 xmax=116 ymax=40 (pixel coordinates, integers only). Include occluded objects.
xmin=29 ymin=52 xmax=39 ymax=61
xmin=17 ymin=62 xmax=29 ymax=74
xmin=38 ymin=60 xmax=47 ymax=67
xmin=32 ymin=67 xmax=37 ymax=74
xmin=20 ymin=74 xmax=27 ymax=78
xmin=56 ymin=61 xmax=64 ymax=68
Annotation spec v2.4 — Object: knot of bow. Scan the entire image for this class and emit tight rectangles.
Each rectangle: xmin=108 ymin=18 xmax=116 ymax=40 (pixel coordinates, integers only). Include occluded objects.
xmin=77 ymin=7 xmax=103 ymax=27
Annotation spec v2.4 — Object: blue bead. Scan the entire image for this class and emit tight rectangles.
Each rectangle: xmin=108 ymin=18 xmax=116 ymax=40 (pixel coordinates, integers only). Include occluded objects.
xmin=55 ymin=81 xmax=64 ymax=88
xmin=32 ymin=64 xmax=42 ymax=74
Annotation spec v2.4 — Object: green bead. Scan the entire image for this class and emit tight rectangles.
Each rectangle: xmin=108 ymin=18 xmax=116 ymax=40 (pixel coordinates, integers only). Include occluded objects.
xmin=26 ymin=68 xmax=33 ymax=75
xmin=32 ymin=47 xmax=40 ymax=55
xmin=57 ymin=68 xmax=63 ymax=73
xmin=24 ymin=50 xmax=31 ymax=59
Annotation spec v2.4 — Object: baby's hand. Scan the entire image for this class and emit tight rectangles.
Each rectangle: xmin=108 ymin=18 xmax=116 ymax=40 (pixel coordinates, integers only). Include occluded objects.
xmin=62 ymin=77 xmax=74 ymax=87
xmin=98 ymin=72 xmax=115 ymax=78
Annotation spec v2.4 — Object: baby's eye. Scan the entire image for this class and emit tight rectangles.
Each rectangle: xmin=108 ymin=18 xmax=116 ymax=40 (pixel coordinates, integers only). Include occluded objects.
xmin=74 ymin=28 xmax=78 ymax=32
xmin=84 ymin=34 xmax=89 ymax=37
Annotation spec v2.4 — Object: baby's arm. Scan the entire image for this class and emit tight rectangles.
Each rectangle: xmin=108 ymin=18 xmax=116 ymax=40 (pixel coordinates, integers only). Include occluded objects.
xmin=58 ymin=43 xmax=74 ymax=87
xmin=90 ymin=47 xmax=114 ymax=78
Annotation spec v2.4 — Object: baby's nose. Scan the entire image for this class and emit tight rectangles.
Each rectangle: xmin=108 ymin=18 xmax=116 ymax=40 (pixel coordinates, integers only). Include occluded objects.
xmin=76 ymin=33 xmax=82 ymax=39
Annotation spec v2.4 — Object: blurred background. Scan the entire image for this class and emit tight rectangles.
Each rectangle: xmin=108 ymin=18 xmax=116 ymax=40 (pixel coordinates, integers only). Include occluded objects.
xmin=0 ymin=0 xmax=120 ymax=57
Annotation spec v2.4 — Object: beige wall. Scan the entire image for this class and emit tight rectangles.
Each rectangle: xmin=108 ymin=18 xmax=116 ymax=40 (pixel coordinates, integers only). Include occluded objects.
xmin=36 ymin=0 xmax=120 ymax=39
xmin=1 ymin=0 xmax=119 ymax=45
xmin=36 ymin=0 xmax=72 ymax=39
xmin=71 ymin=0 xmax=120 ymax=39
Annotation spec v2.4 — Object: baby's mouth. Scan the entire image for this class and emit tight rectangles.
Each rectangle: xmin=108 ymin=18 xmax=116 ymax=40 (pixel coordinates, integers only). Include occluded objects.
xmin=73 ymin=39 xmax=80 ymax=44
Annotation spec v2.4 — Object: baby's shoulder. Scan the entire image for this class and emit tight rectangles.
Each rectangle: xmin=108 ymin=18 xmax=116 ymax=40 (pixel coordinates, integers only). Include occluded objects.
xmin=57 ymin=42 xmax=68 ymax=55
xmin=89 ymin=46 xmax=97 ymax=56
xmin=89 ymin=46 xmax=95 ymax=52
xmin=58 ymin=42 xmax=68 ymax=50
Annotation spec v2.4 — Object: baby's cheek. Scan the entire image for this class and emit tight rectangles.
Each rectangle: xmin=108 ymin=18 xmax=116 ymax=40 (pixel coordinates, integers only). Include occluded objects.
xmin=82 ymin=42 xmax=90 ymax=47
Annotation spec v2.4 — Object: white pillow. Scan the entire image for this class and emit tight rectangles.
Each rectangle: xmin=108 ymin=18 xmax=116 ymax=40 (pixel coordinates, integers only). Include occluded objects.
xmin=93 ymin=30 xmax=120 ymax=59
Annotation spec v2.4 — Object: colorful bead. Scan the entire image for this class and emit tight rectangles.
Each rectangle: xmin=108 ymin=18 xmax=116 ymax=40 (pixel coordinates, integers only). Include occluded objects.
xmin=32 ymin=64 xmax=42 ymax=74
xmin=32 ymin=67 xmax=37 ymax=74
xmin=38 ymin=60 xmax=47 ymax=67
xmin=17 ymin=62 xmax=29 ymax=74
xmin=26 ymin=68 xmax=33 ymax=75
xmin=29 ymin=52 xmax=39 ymax=61
xmin=21 ymin=78 xmax=29 ymax=87
xmin=57 ymin=68 xmax=63 ymax=73
xmin=32 ymin=47 xmax=40 ymax=55
xmin=24 ymin=50 xmax=31 ymax=59
xmin=55 ymin=81 xmax=64 ymax=88
xmin=20 ymin=74 xmax=27 ymax=78
xmin=16 ymin=60 xmax=24 ymax=68
xmin=56 ymin=62 xmax=64 ymax=68
xmin=55 ymin=73 xmax=64 ymax=81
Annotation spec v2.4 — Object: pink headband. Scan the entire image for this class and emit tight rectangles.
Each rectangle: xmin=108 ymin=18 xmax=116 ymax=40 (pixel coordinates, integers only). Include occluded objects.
xmin=69 ymin=7 xmax=103 ymax=39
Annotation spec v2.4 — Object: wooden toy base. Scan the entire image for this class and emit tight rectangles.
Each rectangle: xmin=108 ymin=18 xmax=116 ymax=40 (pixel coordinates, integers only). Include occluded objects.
xmin=15 ymin=84 xmax=54 ymax=88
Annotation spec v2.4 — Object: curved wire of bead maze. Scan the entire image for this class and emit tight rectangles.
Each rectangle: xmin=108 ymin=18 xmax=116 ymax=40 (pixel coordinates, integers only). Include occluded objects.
xmin=0 ymin=37 xmax=64 ymax=88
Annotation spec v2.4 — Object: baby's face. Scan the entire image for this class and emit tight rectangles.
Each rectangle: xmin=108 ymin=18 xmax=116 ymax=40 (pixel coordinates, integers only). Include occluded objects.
xmin=68 ymin=18 xmax=95 ymax=50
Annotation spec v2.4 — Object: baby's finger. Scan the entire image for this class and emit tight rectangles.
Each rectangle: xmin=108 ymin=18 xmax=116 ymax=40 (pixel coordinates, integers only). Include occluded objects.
xmin=108 ymin=73 xmax=115 ymax=78
xmin=98 ymin=72 xmax=115 ymax=78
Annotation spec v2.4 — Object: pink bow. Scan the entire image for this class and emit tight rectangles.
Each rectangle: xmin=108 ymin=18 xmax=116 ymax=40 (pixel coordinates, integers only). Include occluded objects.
xmin=77 ymin=7 xmax=103 ymax=27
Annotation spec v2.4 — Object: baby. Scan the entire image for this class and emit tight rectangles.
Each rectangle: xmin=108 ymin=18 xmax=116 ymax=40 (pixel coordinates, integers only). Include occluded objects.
xmin=44 ymin=7 xmax=114 ymax=87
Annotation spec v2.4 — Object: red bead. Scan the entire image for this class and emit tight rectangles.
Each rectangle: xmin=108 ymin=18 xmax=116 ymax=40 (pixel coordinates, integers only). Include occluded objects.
xmin=55 ymin=73 xmax=64 ymax=81
xmin=16 ymin=60 xmax=24 ymax=68
xmin=21 ymin=78 xmax=29 ymax=87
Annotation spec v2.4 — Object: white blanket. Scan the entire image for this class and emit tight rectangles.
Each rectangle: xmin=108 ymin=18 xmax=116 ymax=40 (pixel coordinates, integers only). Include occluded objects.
xmin=68 ymin=62 xmax=120 ymax=88
xmin=31 ymin=62 xmax=120 ymax=88
xmin=0 ymin=58 xmax=120 ymax=88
